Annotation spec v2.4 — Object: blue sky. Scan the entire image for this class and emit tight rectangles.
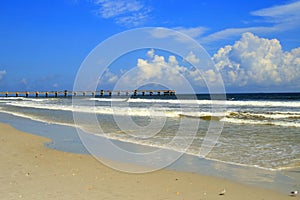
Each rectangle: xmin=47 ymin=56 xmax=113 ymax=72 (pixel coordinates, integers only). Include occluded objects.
xmin=0 ymin=0 xmax=300 ymax=92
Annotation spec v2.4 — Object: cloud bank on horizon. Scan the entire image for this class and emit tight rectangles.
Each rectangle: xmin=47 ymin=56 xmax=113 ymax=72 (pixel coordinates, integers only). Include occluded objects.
xmin=91 ymin=0 xmax=300 ymax=92
xmin=99 ymin=32 xmax=300 ymax=92
xmin=213 ymin=32 xmax=300 ymax=91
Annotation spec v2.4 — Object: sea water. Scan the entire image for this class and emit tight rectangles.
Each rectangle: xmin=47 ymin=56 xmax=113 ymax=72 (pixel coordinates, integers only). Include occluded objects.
xmin=0 ymin=93 xmax=299 ymax=171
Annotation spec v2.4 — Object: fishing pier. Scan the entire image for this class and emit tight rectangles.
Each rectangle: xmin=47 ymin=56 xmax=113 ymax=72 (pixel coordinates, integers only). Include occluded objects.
xmin=0 ymin=90 xmax=176 ymax=97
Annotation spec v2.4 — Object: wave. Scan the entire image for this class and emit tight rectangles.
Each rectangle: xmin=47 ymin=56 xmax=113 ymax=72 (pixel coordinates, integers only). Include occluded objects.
xmin=225 ymin=100 xmax=300 ymax=108
xmin=72 ymin=126 xmax=285 ymax=171
xmin=0 ymin=107 xmax=299 ymax=171
xmin=89 ymin=98 xmax=128 ymax=102
xmin=179 ymin=114 xmax=224 ymax=121
xmin=228 ymin=111 xmax=300 ymax=120
xmin=3 ymin=100 xmax=300 ymax=127
xmin=2 ymin=96 xmax=300 ymax=108
xmin=222 ymin=117 xmax=300 ymax=128
xmin=0 ymin=97 xmax=28 ymax=100
xmin=0 ymin=97 xmax=48 ymax=102
xmin=90 ymin=97 xmax=300 ymax=108
xmin=90 ymin=98 xmax=224 ymax=106
xmin=5 ymin=101 xmax=181 ymax=118
xmin=0 ymin=109 xmax=77 ymax=128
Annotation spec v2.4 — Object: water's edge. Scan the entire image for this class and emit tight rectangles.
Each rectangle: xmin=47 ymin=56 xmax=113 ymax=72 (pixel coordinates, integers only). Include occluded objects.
xmin=0 ymin=112 xmax=299 ymax=195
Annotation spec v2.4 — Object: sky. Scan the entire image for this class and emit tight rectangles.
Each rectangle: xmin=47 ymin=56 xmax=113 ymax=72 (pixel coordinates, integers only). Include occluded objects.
xmin=0 ymin=0 xmax=300 ymax=93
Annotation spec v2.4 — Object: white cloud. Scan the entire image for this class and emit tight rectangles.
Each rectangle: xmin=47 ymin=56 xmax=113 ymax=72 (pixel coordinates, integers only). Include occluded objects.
xmin=94 ymin=0 xmax=150 ymax=27
xmin=251 ymin=0 xmax=300 ymax=26
xmin=95 ymin=0 xmax=143 ymax=18
xmin=174 ymin=26 xmax=208 ymax=38
xmin=97 ymin=43 xmax=295 ymax=92
xmin=99 ymin=68 xmax=119 ymax=86
xmin=114 ymin=52 xmax=190 ymax=92
xmin=147 ymin=48 xmax=154 ymax=58
xmin=185 ymin=51 xmax=200 ymax=65
xmin=213 ymin=32 xmax=300 ymax=89
xmin=0 ymin=70 xmax=6 ymax=81
xmin=149 ymin=27 xmax=200 ymax=44
xmin=148 ymin=26 xmax=208 ymax=42
xmin=111 ymin=49 xmax=224 ymax=92
xmin=150 ymin=27 xmax=181 ymax=38
xmin=115 ymin=11 xmax=148 ymax=27
xmin=200 ymin=26 xmax=274 ymax=44
xmin=134 ymin=53 xmax=188 ymax=85
xmin=201 ymin=1 xmax=300 ymax=43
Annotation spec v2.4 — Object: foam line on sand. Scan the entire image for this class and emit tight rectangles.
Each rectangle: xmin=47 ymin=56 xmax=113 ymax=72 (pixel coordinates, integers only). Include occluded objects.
xmin=0 ymin=123 xmax=297 ymax=200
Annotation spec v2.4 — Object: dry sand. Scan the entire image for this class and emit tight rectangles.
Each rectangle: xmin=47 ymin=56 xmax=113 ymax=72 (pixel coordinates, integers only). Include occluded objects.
xmin=0 ymin=123 xmax=298 ymax=200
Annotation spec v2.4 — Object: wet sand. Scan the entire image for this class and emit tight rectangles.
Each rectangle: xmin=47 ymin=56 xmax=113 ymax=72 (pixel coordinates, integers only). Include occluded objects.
xmin=0 ymin=122 xmax=297 ymax=200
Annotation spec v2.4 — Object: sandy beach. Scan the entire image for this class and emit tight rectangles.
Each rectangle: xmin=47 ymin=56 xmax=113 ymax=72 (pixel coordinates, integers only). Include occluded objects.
xmin=0 ymin=122 xmax=297 ymax=200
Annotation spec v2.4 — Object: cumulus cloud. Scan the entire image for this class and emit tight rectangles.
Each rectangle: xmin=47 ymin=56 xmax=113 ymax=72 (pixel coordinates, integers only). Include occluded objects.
xmin=94 ymin=0 xmax=150 ymax=27
xmin=99 ymin=41 xmax=294 ymax=93
xmin=105 ymin=49 xmax=225 ymax=93
xmin=98 ymin=68 xmax=119 ymax=86
xmin=213 ymin=32 xmax=300 ymax=89
xmin=185 ymin=51 xmax=200 ymax=65
xmin=132 ymin=52 xmax=188 ymax=86
xmin=0 ymin=70 xmax=6 ymax=81
xmin=147 ymin=48 xmax=155 ymax=58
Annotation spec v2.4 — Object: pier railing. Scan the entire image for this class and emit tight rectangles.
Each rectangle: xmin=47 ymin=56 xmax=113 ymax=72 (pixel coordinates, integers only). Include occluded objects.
xmin=0 ymin=90 xmax=176 ymax=97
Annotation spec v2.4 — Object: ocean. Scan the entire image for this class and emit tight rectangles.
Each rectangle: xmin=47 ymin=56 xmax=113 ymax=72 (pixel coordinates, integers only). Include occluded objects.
xmin=0 ymin=93 xmax=299 ymax=172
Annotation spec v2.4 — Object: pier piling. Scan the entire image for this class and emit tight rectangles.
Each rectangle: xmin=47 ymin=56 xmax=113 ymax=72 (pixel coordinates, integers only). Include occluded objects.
xmin=0 ymin=90 xmax=176 ymax=97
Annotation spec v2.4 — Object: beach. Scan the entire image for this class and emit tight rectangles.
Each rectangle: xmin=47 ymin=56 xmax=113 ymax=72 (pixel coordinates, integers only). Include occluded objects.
xmin=0 ymin=122 xmax=296 ymax=200
xmin=2 ymin=0 xmax=300 ymax=198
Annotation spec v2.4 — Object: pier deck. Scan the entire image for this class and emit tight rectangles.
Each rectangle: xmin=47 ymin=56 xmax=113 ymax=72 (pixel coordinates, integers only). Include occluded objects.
xmin=0 ymin=90 xmax=176 ymax=97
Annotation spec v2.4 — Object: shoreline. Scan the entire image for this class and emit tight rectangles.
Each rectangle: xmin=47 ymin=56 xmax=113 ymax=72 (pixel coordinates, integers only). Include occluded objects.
xmin=1 ymin=112 xmax=300 ymax=193
xmin=1 ymin=121 xmax=298 ymax=199
xmin=1 ymin=110 xmax=298 ymax=172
